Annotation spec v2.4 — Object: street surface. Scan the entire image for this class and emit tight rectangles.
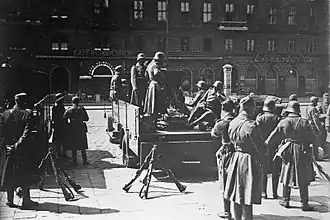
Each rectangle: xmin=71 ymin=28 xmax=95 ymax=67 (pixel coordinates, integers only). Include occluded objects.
xmin=1 ymin=108 xmax=330 ymax=220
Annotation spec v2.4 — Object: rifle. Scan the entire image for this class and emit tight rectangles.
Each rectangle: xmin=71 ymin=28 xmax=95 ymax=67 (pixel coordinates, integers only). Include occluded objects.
xmin=139 ymin=148 xmax=156 ymax=199
xmin=122 ymin=145 xmax=156 ymax=192
xmin=158 ymin=154 xmax=186 ymax=193
xmin=48 ymin=148 xmax=74 ymax=201
xmin=60 ymin=168 xmax=81 ymax=192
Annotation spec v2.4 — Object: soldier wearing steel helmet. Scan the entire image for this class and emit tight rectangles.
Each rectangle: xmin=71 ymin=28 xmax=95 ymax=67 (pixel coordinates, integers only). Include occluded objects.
xmin=256 ymin=97 xmax=281 ymax=199
xmin=0 ymin=93 xmax=38 ymax=209
xmin=187 ymin=81 xmax=226 ymax=128
xmin=143 ymin=52 xmax=167 ymax=125
xmin=265 ymin=101 xmax=315 ymax=211
xmin=109 ymin=65 xmax=124 ymax=102
xmin=130 ymin=53 xmax=148 ymax=107
xmin=187 ymin=80 xmax=207 ymax=109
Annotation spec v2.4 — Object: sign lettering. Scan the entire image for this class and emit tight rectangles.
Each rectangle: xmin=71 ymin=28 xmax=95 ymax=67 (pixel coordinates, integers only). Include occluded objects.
xmin=254 ymin=53 xmax=312 ymax=64
xmin=73 ymin=49 xmax=128 ymax=57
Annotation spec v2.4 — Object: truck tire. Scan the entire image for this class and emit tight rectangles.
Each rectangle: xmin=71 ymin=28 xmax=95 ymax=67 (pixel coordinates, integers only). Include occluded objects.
xmin=121 ymin=135 xmax=138 ymax=168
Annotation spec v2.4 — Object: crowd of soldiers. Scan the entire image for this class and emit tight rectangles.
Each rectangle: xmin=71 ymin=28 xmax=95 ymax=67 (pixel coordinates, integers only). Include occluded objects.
xmin=0 ymin=92 xmax=90 ymax=209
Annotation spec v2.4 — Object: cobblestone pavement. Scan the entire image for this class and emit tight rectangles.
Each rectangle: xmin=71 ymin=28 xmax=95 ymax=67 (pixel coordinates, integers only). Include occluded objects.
xmin=1 ymin=109 xmax=330 ymax=220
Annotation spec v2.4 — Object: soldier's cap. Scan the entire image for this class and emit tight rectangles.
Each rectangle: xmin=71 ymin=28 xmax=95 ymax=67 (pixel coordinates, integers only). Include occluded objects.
xmin=263 ymin=97 xmax=276 ymax=112
xmin=153 ymin=52 xmax=165 ymax=60
xmin=114 ymin=65 xmax=124 ymax=73
xmin=72 ymin=96 xmax=80 ymax=104
xmin=55 ymin=93 xmax=64 ymax=102
xmin=136 ymin=53 xmax=146 ymax=61
xmin=212 ymin=81 xmax=223 ymax=90
xmin=222 ymin=99 xmax=235 ymax=113
xmin=285 ymin=101 xmax=300 ymax=114
xmin=196 ymin=80 xmax=207 ymax=90
xmin=310 ymin=96 xmax=319 ymax=103
xmin=14 ymin=93 xmax=28 ymax=101
xmin=239 ymin=95 xmax=255 ymax=110
xmin=289 ymin=94 xmax=298 ymax=101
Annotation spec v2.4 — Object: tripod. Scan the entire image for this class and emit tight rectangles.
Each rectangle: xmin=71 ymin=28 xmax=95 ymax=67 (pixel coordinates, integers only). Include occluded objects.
xmin=38 ymin=145 xmax=81 ymax=201
xmin=123 ymin=145 xmax=186 ymax=199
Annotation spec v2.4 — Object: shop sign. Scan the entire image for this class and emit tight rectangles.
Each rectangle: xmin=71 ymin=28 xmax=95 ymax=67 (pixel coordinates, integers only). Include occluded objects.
xmin=254 ymin=53 xmax=312 ymax=64
xmin=73 ymin=49 xmax=128 ymax=57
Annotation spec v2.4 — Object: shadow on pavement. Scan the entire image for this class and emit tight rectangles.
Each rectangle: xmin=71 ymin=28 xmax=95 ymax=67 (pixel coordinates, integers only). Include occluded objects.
xmin=290 ymin=195 xmax=330 ymax=213
xmin=36 ymin=202 xmax=120 ymax=215
xmin=254 ymin=214 xmax=319 ymax=220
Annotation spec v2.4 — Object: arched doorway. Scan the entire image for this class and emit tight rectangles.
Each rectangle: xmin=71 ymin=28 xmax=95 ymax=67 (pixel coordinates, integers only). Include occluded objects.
xmin=285 ymin=69 xmax=298 ymax=95
xmin=200 ymin=67 xmax=215 ymax=87
xmin=266 ymin=70 xmax=277 ymax=95
xmin=180 ymin=68 xmax=193 ymax=92
xmin=51 ymin=66 xmax=71 ymax=93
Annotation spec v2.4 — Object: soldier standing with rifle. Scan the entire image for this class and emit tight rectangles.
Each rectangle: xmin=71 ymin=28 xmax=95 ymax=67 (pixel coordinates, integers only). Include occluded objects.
xmin=211 ymin=99 xmax=236 ymax=219
xmin=265 ymin=101 xmax=315 ymax=211
xmin=256 ymin=97 xmax=281 ymax=199
xmin=130 ymin=53 xmax=148 ymax=108
xmin=0 ymin=93 xmax=38 ymax=209
xmin=224 ymin=96 xmax=265 ymax=220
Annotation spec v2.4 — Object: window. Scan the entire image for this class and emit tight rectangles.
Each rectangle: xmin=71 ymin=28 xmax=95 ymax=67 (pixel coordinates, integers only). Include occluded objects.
xmin=288 ymin=39 xmax=296 ymax=52
xmin=225 ymin=4 xmax=234 ymax=12
xmin=60 ymin=42 xmax=68 ymax=50
xmin=52 ymin=42 xmax=59 ymax=51
xmin=246 ymin=5 xmax=255 ymax=14
xmin=181 ymin=37 xmax=190 ymax=52
xmin=204 ymin=37 xmax=212 ymax=51
xmin=225 ymin=38 xmax=233 ymax=52
xmin=181 ymin=0 xmax=190 ymax=21
xmin=203 ymin=3 xmax=212 ymax=23
xmin=133 ymin=0 xmax=144 ymax=20
xmin=246 ymin=39 xmax=255 ymax=52
xmin=157 ymin=1 xmax=167 ymax=21
xmin=307 ymin=38 xmax=316 ymax=53
xmin=268 ymin=7 xmax=276 ymax=24
xmin=181 ymin=0 xmax=190 ymax=12
xmin=268 ymin=39 xmax=276 ymax=52
xmin=309 ymin=7 xmax=317 ymax=24
xmin=288 ymin=7 xmax=296 ymax=25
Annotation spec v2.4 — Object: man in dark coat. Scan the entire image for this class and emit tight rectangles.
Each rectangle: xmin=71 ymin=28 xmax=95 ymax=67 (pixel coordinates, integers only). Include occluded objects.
xmin=256 ymin=97 xmax=281 ymax=199
xmin=130 ymin=53 xmax=148 ymax=108
xmin=63 ymin=96 xmax=89 ymax=165
xmin=211 ymin=99 xmax=236 ymax=219
xmin=266 ymin=101 xmax=315 ymax=211
xmin=187 ymin=80 xmax=207 ymax=109
xmin=143 ymin=52 xmax=167 ymax=123
xmin=0 ymin=93 xmax=38 ymax=209
xmin=52 ymin=93 xmax=68 ymax=159
xmin=224 ymin=96 xmax=265 ymax=220
xmin=187 ymin=81 xmax=226 ymax=128
xmin=109 ymin=65 xmax=124 ymax=102
xmin=304 ymin=96 xmax=324 ymax=160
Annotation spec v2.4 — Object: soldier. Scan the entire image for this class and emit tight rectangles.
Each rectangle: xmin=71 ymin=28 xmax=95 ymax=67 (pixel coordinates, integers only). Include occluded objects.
xmin=0 ymin=93 xmax=38 ymax=209
xmin=265 ymin=101 xmax=315 ymax=211
xmin=211 ymin=99 xmax=236 ymax=219
xmin=187 ymin=81 xmax=226 ymax=128
xmin=63 ymin=96 xmax=89 ymax=165
xmin=304 ymin=96 xmax=324 ymax=160
xmin=256 ymin=97 xmax=281 ymax=199
xmin=144 ymin=52 xmax=167 ymax=125
xmin=52 ymin=93 xmax=68 ymax=159
xmin=318 ymin=93 xmax=329 ymax=115
xmin=281 ymin=94 xmax=298 ymax=118
xmin=109 ymin=65 xmax=124 ymax=102
xmin=187 ymin=80 xmax=207 ymax=109
xmin=130 ymin=53 xmax=148 ymax=108
xmin=223 ymin=96 xmax=265 ymax=220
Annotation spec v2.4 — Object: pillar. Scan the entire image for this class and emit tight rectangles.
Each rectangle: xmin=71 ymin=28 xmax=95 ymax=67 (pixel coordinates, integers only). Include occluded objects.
xmin=223 ymin=64 xmax=233 ymax=96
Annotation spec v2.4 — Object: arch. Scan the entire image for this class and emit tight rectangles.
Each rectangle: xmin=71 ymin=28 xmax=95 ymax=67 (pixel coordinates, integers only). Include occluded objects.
xmin=89 ymin=61 xmax=114 ymax=77
xmin=50 ymin=65 xmax=71 ymax=93
xmin=179 ymin=67 xmax=193 ymax=92
xmin=200 ymin=67 xmax=215 ymax=86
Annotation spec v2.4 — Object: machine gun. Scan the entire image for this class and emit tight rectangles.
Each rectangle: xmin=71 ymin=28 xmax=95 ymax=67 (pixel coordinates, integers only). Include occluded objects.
xmin=123 ymin=145 xmax=186 ymax=199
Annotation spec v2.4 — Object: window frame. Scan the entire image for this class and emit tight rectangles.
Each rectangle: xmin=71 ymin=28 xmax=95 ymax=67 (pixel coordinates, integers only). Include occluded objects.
xmin=203 ymin=2 xmax=212 ymax=23
xmin=157 ymin=0 xmax=167 ymax=21
xmin=133 ymin=0 xmax=144 ymax=20
xmin=246 ymin=4 xmax=255 ymax=14
xmin=307 ymin=38 xmax=316 ymax=53
xmin=288 ymin=7 xmax=296 ymax=25
xmin=181 ymin=37 xmax=190 ymax=52
xmin=225 ymin=38 xmax=233 ymax=52
xmin=181 ymin=0 xmax=190 ymax=13
xmin=225 ymin=3 xmax=234 ymax=13
xmin=268 ymin=7 xmax=276 ymax=24
xmin=246 ymin=39 xmax=255 ymax=52
xmin=287 ymin=39 xmax=296 ymax=53
xmin=267 ymin=39 xmax=276 ymax=52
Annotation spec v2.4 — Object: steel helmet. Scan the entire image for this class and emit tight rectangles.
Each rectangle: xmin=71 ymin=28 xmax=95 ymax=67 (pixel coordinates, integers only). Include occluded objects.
xmin=212 ymin=81 xmax=223 ymax=91
xmin=196 ymin=80 xmax=207 ymax=90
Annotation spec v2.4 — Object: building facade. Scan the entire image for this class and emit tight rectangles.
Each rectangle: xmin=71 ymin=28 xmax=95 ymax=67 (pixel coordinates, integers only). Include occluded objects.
xmin=0 ymin=0 xmax=328 ymax=100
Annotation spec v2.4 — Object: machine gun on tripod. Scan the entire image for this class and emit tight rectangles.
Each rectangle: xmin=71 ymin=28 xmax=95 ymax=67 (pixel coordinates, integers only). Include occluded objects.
xmin=123 ymin=145 xmax=186 ymax=199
